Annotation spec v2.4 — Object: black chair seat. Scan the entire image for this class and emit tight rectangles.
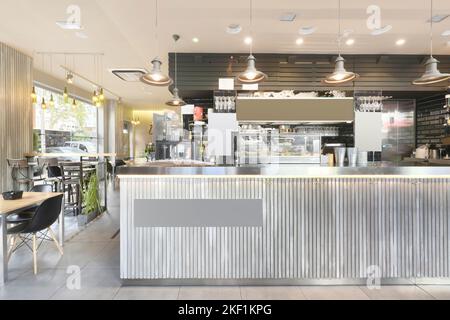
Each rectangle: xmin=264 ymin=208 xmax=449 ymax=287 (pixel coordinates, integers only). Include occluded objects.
xmin=7 ymin=222 xmax=30 ymax=234
xmin=6 ymin=210 xmax=36 ymax=224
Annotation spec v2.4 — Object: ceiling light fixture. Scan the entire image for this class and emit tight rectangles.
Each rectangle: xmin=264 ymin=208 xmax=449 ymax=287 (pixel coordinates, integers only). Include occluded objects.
xmin=49 ymin=94 xmax=54 ymax=107
xmin=31 ymin=86 xmax=37 ymax=103
xmin=244 ymin=37 xmax=253 ymax=45
xmin=345 ymin=38 xmax=355 ymax=46
xmin=237 ymin=0 xmax=267 ymax=84
xmin=442 ymin=30 xmax=450 ymax=36
xmin=226 ymin=24 xmax=242 ymax=34
xmin=396 ymin=39 xmax=406 ymax=46
xmin=296 ymin=38 xmax=304 ymax=45
xmin=63 ymin=86 xmax=69 ymax=104
xmin=298 ymin=26 xmax=317 ymax=35
xmin=427 ymin=14 xmax=449 ymax=23
xmin=41 ymin=97 xmax=47 ymax=110
xmin=192 ymin=37 xmax=199 ymax=43
xmin=166 ymin=34 xmax=187 ymax=107
xmin=413 ymin=0 xmax=450 ymax=85
xmin=71 ymin=98 xmax=77 ymax=109
xmin=140 ymin=0 xmax=173 ymax=87
xmin=324 ymin=0 xmax=359 ymax=84
xmin=66 ymin=72 xmax=74 ymax=84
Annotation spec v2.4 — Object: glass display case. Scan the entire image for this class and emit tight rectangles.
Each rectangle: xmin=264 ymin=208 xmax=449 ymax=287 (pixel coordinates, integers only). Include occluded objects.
xmin=237 ymin=125 xmax=339 ymax=164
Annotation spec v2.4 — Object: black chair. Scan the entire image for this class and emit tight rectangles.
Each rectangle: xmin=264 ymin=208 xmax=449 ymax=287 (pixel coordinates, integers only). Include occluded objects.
xmin=6 ymin=184 xmax=54 ymax=224
xmin=7 ymin=194 xmax=64 ymax=274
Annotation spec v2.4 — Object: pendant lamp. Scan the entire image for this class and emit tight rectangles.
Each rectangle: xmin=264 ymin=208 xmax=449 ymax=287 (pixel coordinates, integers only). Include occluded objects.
xmin=413 ymin=0 xmax=450 ymax=85
xmin=324 ymin=0 xmax=359 ymax=84
xmin=237 ymin=0 xmax=267 ymax=84
xmin=140 ymin=0 xmax=173 ymax=86
xmin=166 ymin=34 xmax=186 ymax=106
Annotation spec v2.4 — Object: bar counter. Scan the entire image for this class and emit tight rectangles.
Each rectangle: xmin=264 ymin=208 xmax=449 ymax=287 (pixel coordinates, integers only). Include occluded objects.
xmin=118 ymin=163 xmax=450 ymax=285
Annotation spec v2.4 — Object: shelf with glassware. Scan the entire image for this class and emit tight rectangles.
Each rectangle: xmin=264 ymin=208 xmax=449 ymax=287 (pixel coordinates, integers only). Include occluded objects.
xmin=213 ymin=90 xmax=236 ymax=113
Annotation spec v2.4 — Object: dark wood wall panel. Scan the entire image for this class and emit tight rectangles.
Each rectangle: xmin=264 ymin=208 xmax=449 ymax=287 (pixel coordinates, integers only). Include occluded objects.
xmin=169 ymin=53 xmax=450 ymax=93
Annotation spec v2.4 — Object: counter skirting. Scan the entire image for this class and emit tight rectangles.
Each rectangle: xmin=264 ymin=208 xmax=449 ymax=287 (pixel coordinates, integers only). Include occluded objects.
xmin=120 ymin=176 xmax=450 ymax=282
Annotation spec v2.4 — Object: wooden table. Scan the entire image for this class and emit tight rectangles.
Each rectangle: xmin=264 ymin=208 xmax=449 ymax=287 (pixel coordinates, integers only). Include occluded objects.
xmin=0 ymin=192 xmax=64 ymax=284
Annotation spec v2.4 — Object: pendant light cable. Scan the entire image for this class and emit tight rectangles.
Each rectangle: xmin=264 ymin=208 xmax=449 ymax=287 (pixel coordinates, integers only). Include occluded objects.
xmin=430 ymin=0 xmax=433 ymax=58
xmin=337 ymin=0 xmax=341 ymax=56
xmin=155 ymin=0 xmax=159 ymax=56
xmin=249 ymin=0 xmax=253 ymax=55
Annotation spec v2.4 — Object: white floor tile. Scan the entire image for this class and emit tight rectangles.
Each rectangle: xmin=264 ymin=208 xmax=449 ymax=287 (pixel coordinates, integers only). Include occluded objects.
xmin=114 ymin=286 xmax=180 ymax=300
xmin=178 ymin=286 xmax=241 ymax=300
xmin=301 ymin=286 xmax=370 ymax=300
xmin=360 ymin=285 xmax=434 ymax=300
xmin=241 ymin=286 xmax=306 ymax=300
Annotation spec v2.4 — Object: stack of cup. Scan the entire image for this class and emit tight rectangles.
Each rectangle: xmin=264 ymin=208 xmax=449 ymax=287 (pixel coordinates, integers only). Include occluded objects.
xmin=347 ymin=147 xmax=358 ymax=166
xmin=334 ymin=147 xmax=346 ymax=167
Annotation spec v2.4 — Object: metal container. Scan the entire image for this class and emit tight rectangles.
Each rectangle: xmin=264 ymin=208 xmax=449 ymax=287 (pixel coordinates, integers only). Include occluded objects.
xmin=347 ymin=147 xmax=358 ymax=166
xmin=334 ymin=147 xmax=347 ymax=167
xmin=429 ymin=149 xmax=439 ymax=160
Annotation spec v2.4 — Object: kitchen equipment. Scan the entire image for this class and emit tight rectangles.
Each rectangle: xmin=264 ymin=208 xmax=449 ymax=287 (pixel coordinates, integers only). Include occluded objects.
xmin=415 ymin=145 xmax=429 ymax=159
xmin=2 ymin=191 xmax=23 ymax=200
xmin=347 ymin=147 xmax=358 ymax=166
xmin=334 ymin=147 xmax=347 ymax=167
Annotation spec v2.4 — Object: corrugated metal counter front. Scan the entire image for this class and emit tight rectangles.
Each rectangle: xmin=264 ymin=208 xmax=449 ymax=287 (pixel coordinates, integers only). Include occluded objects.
xmin=118 ymin=166 xmax=450 ymax=285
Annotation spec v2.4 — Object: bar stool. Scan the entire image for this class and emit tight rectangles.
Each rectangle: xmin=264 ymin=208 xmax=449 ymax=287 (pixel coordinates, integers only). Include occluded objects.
xmin=37 ymin=157 xmax=62 ymax=191
xmin=60 ymin=162 xmax=83 ymax=216
xmin=6 ymin=159 xmax=33 ymax=191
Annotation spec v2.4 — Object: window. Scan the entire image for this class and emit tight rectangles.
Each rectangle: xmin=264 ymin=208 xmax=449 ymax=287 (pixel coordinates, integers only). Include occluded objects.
xmin=33 ymin=86 xmax=98 ymax=154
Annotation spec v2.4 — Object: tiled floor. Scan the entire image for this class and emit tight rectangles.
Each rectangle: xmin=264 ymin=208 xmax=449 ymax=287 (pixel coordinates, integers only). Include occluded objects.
xmin=1 ymin=183 xmax=450 ymax=300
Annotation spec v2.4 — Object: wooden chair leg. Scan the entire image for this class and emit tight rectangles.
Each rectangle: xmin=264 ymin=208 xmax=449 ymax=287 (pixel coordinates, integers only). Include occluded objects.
xmin=32 ymin=233 xmax=37 ymax=275
xmin=47 ymin=228 xmax=63 ymax=255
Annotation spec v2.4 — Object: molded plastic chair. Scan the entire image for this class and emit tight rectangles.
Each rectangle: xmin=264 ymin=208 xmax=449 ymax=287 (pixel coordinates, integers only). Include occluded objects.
xmin=6 ymin=184 xmax=54 ymax=224
xmin=7 ymin=194 xmax=64 ymax=274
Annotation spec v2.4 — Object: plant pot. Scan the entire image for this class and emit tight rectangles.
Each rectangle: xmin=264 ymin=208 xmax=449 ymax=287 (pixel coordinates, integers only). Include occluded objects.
xmin=77 ymin=210 xmax=99 ymax=226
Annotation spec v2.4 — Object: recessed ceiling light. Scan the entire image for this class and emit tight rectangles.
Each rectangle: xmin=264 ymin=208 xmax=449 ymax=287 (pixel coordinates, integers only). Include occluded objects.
xmin=244 ymin=37 xmax=253 ymax=45
xmin=226 ymin=24 xmax=242 ymax=34
xmin=279 ymin=12 xmax=297 ymax=22
xmin=371 ymin=25 xmax=392 ymax=36
xmin=192 ymin=37 xmax=199 ymax=43
xmin=396 ymin=39 xmax=406 ymax=46
xmin=56 ymin=21 xmax=82 ymax=30
xmin=295 ymin=38 xmax=304 ymax=45
xmin=298 ymin=26 xmax=316 ymax=35
xmin=427 ymin=14 xmax=449 ymax=23
xmin=345 ymin=38 xmax=355 ymax=46
xmin=442 ymin=30 xmax=450 ymax=36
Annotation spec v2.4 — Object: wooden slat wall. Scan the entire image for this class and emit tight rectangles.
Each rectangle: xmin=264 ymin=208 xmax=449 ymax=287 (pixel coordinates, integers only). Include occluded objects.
xmin=0 ymin=43 xmax=33 ymax=191
xmin=169 ymin=53 xmax=450 ymax=93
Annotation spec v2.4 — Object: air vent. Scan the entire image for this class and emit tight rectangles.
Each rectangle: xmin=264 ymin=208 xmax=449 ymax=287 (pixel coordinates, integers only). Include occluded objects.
xmin=279 ymin=13 xmax=296 ymax=22
xmin=427 ymin=14 xmax=449 ymax=23
xmin=110 ymin=69 xmax=148 ymax=82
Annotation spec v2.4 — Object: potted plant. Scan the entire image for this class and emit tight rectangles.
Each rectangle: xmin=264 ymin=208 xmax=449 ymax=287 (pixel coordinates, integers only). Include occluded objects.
xmin=78 ymin=173 xmax=101 ymax=226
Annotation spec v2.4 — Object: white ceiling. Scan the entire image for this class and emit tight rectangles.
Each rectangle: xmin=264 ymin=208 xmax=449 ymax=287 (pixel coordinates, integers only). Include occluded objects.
xmin=0 ymin=0 xmax=449 ymax=109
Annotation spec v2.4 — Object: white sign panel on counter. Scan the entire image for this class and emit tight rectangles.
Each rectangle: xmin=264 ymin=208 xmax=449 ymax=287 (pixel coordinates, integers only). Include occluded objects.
xmin=218 ymin=78 xmax=234 ymax=90
xmin=355 ymin=112 xmax=383 ymax=152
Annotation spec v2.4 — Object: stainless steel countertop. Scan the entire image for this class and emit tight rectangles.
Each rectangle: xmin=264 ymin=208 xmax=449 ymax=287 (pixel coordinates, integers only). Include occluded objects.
xmin=117 ymin=162 xmax=450 ymax=177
